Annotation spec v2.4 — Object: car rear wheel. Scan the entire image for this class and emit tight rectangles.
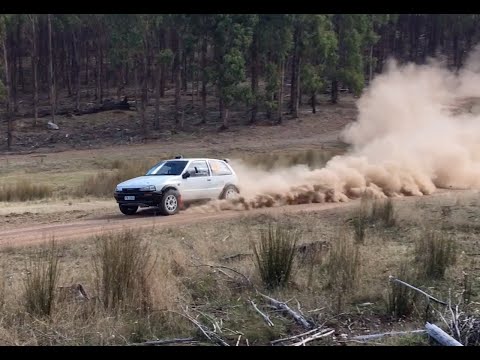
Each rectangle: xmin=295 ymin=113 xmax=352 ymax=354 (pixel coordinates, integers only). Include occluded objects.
xmin=221 ymin=185 xmax=239 ymax=200
xmin=119 ymin=204 xmax=138 ymax=215
xmin=159 ymin=189 xmax=180 ymax=215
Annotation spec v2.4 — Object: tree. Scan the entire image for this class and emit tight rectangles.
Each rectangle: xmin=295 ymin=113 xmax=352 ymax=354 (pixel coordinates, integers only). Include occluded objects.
xmin=1 ymin=15 xmax=13 ymax=150
xmin=211 ymin=15 xmax=257 ymax=130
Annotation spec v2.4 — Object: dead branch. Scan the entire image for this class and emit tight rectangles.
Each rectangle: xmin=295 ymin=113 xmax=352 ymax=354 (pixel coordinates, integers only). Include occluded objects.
xmin=353 ymin=330 xmax=427 ymax=341
xmin=221 ymin=253 xmax=252 ymax=262
xmin=132 ymin=338 xmax=198 ymax=346
xmin=193 ymin=264 xmax=254 ymax=288
xmin=173 ymin=309 xmax=229 ymax=346
xmin=258 ymin=292 xmax=313 ymax=330
xmin=249 ymin=300 xmax=274 ymax=327
xmin=389 ymin=276 xmax=448 ymax=306
xmin=291 ymin=329 xmax=335 ymax=346
xmin=271 ymin=327 xmax=326 ymax=345
xmin=426 ymin=322 xmax=463 ymax=346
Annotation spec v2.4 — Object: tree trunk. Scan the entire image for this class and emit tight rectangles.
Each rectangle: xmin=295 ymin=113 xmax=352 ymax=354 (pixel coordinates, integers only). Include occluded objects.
xmin=154 ymin=58 xmax=161 ymax=130
xmin=182 ymin=49 xmax=187 ymax=92
xmin=48 ymin=14 xmax=56 ymax=123
xmin=311 ymin=92 xmax=316 ymax=114
xmin=95 ymin=36 xmax=101 ymax=105
xmin=250 ymin=32 xmax=259 ymax=124
xmin=160 ymin=31 xmax=167 ymax=98
xmin=64 ymin=33 xmax=72 ymax=96
xmin=72 ymin=30 xmax=81 ymax=111
xmin=31 ymin=15 xmax=39 ymax=127
xmin=221 ymin=105 xmax=229 ymax=130
xmin=277 ymin=59 xmax=285 ymax=124
xmin=331 ymin=79 xmax=338 ymax=104
xmin=140 ymin=47 xmax=148 ymax=139
xmin=2 ymin=35 xmax=13 ymax=150
xmin=453 ymin=32 xmax=459 ymax=69
xmin=369 ymin=45 xmax=374 ymax=83
xmin=11 ymin=27 xmax=18 ymax=113
xmin=17 ymin=20 xmax=24 ymax=93
xmin=173 ymin=30 xmax=182 ymax=127
xmin=201 ymin=33 xmax=207 ymax=124
xmin=290 ymin=25 xmax=300 ymax=118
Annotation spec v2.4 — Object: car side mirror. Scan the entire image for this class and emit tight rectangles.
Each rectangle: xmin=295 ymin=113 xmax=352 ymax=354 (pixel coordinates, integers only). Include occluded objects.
xmin=182 ymin=172 xmax=191 ymax=179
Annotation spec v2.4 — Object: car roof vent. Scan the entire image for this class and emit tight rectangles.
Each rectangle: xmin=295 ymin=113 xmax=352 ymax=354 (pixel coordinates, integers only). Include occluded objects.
xmin=175 ymin=155 xmax=183 ymax=159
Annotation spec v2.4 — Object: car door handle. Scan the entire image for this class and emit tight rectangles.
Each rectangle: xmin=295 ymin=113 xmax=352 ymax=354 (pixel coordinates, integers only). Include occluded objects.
xmin=207 ymin=179 xmax=212 ymax=181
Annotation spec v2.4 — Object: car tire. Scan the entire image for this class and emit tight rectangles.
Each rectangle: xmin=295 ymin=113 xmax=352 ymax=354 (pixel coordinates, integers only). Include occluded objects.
xmin=220 ymin=185 xmax=239 ymax=200
xmin=119 ymin=204 xmax=138 ymax=215
xmin=159 ymin=189 xmax=180 ymax=215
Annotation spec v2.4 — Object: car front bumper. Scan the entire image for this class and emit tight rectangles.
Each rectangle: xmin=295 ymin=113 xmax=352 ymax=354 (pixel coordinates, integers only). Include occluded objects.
xmin=114 ymin=190 xmax=163 ymax=207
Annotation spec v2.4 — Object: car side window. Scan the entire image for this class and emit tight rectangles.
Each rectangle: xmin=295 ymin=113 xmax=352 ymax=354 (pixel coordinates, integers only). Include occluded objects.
xmin=209 ymin=160 xmax=232 ymax=176
xmin=186 ymin=160 xmax=210 ymax=177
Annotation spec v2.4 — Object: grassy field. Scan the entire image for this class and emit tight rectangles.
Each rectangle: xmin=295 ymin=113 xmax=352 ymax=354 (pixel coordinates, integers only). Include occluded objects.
xmin=1 ymin=190 xmax=479 ymax=345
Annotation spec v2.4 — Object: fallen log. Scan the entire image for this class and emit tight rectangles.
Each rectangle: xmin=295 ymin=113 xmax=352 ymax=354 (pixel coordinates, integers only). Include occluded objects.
xmin=20 ymin=98 xmax=134 ymax=119
xmin=426 ymin=322 xmax=463 ymax=346
xmin=132 ymin=338 xmax=198 ymax=346
xmin=353 ymin=330 xmax=427 ymax=341
xmin=259 ymin=293 xmax=313 ymax=330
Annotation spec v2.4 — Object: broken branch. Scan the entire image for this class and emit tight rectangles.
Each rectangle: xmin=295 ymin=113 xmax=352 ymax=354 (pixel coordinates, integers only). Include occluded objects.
xmin=249 ymin=299 xmax=274 ymax=327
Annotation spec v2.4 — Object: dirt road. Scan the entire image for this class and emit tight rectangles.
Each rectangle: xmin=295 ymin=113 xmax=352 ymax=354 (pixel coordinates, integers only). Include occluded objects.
xmin=0 ymin=201 xmax=354 ymax=248
xmin=0 ymin=188 xmax=470 ymax=249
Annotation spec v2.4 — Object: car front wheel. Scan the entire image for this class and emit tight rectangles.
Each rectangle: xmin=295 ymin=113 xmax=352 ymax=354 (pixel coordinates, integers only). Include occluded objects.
xmin=159 ymin=189 xmax=180 ymax=215
xmin=119 ymin=204 xmax=138 ymax=215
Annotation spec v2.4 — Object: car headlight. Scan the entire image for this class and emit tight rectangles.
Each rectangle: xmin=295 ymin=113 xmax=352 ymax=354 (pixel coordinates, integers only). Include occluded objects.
xmin=115 ymin=186 xmax=122 ymax=192
xmin=140 ymin=185 xmax=156 ymax=191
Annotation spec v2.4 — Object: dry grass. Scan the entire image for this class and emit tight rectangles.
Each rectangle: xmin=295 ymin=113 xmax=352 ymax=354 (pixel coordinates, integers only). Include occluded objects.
xmin=413 ymin=228 xmax=457 ymax=280
xmin=0 ymin=180 xmax=52 ymax=202
xmin=371 ymin=198 xmax=396 ymax=227
xmin=324 ymin=230 xmax=361 ymax=311
xmin=241 ymin=149 xmax=339 ymax=170
xmin=23 ymin=241 xmax=61 ymax=317
xmin=252 ymin=223 xmax=299 ymax=289
xmin=76 ymin=159 xmax=155 ymax=198
xmin=387 ymin=262 xmax=419 ymax=319
xmin=0 ymin=192 xmax=479 ymax=345
xmin=93 ymin=230 xmax=157 ymax=313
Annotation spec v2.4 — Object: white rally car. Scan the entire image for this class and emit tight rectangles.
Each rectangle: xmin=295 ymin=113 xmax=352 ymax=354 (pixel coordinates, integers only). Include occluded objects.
xmin=114 ymin=156 xmax=239 ymax=215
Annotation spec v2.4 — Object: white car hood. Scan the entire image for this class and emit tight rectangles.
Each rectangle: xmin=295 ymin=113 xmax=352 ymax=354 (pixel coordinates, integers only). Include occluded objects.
xmin=117 ymin=176 xmax=179 ymax=190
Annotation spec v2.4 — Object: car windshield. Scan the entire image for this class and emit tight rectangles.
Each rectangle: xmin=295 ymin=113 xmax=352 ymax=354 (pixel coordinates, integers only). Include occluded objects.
xmin=145 ymin=160 xmax=188 ymax=176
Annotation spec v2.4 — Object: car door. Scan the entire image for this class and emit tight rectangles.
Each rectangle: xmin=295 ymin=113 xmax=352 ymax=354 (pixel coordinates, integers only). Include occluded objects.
xmin=180 ymin=160 xmax=214 ymax=201
xmin=208 ymin=160 xmax=232 ymax=198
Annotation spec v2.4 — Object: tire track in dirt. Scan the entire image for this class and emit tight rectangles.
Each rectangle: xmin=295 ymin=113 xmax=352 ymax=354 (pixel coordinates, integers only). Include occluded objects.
xmin=0 ymin=189 xmax=467 ymax=249
xmin=0 ymin=202 xmax=352 ymax=248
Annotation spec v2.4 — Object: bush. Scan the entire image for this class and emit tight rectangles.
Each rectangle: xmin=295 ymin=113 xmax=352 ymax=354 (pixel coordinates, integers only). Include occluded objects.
xmin=325 ymin=231 xmax=361 ymax=310
xmin=23 ymin=241 xmax=61 ymax=317
xmin=387 ymin=263 xmax=418 ymax=318
xmin=253 ymin=223 xmax=299 ymax=289
xmin=76 ymin=160 xmax=154 ymax=198
xmin=414 ymin=228 xmax=456 ymax=280
xmin=0 ymin=180 xmax=52 ymax=202
xmin=93 ymin=230 xmax=156 ymax=313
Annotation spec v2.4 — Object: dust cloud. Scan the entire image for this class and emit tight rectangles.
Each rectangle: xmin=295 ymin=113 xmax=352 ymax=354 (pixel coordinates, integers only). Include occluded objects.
xmin=189 ymin=46 xmax=480 ymax=213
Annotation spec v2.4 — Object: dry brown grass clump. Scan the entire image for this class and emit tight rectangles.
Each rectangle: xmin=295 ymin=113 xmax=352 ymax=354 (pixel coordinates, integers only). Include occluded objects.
xmin=93 ymin=230 xmax=157 ymax=313
xmin=0 ymin=180 xmax=52 ymax=202
xmin=413 ymin=228 xmax=457 ymax=280
xmin=23 ymin=241 xmax=61 ymax=317
xmin=76 ymin=159 xmax=155 ymax=197
xmin=253 ymin=223 xmax=299 ymax=289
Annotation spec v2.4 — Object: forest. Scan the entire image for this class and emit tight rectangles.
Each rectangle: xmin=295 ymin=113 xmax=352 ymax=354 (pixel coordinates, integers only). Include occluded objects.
xmin=0 ymin=14 xmax=479 ymax=150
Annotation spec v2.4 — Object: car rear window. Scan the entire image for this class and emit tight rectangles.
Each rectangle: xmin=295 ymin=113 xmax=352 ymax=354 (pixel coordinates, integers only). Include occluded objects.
xmin=209 ymin=160 xmax=232 ymax=176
